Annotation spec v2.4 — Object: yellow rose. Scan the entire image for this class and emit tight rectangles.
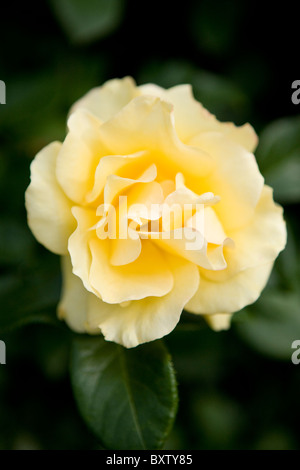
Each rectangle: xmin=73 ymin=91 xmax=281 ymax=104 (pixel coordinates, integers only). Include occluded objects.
xmin=25 ymin=77 xmax=286 ymax=348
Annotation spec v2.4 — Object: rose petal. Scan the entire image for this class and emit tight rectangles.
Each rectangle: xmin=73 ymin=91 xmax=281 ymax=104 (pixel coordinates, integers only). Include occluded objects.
xmin=86 ymin=150 xmax=149 ymax=204
xmin=138 ymin=83 xmax=166 ymax=100
xmin=104 ymin=164 xmax=157 ymax=207
xmin=188 ymin=132 xmax=264 ymax=230
xmin=140 ymin=227 xmax=229 ymax=271
xmin=139 ymin=83 xmax=258 ymax=151
xmin=204 ymin=313 xmax=232 ymax=331
xmin=70 ymin=76 xmax=138 ymax=122
xmin=68 ymin=206 xmax=98 ymax=294
xmin=25 ymin=142 xmax=76 ymax=255
xmin=162 ymin=177 xmax=220 ymax=232
xmin=86 ymin=254 xmax=200 ymax=348
xmin=97 ymin=95 xmax=213 ymax=181
xmin=126 ymin=181 xmax=164 ymax=223
xmin=58 ymin=255 xmax=88 ymax=332
xmin=186 ymin=260 xmax=274 ymax=315
xmin=67 ymin=108 xmax=103 ymax=135
xmin=110 ymin=233 xmax=142 ymax=266
xmin=203 ymin=185 xmax=287 ymax=282
xmin=187 ymin=206 xmax=227 ymax=245
xmin=89 ymin=238 xmax=174 ymax=303
xmin=56 ymin=109 xmax=108 ymax=204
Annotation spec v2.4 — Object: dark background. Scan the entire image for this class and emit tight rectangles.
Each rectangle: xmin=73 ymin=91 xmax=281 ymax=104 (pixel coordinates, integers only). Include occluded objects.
xmin=0 ymin=0 xmax=299 ymax=449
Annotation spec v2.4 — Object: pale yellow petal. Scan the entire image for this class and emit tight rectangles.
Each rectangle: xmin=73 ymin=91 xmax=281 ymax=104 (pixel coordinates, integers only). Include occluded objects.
xmin=143 ymin=227 xmax=229 ymax=271
xmin=188 ymin=132 xmax=264 ymax=230
xmin=56 ymin=110 xmax=109 ymax=204
xmin=58 ymin=255 xmax=88 ymax=332
xmin=110 ymin=236 xmax=142 ymax=266
xmin=160 ymin=179 xmax=176 ymax=198
xmin=70 ymin=76 xmax=138 ymax=122
xmin=89 ymin=238 xmax=174 ymax=303
xmin=104 ymin=164 xmax=157 ymax=207
xmin=97 ymin=95 xmax=213 ymax=181
xmin=86 ymin=254 xmax=200 ymax=348
xmin=68 ymin=206 xmax=98 ymax=294
xmin=187 ymin=206 xmax=227 ymax=245
xmin=106 ymin=179 xmax=164 ymax=266
xmin=204 ymin=313 xmax=232 ymax=331
xmin=86 ymin=151 xmax=149 ymax=203
xmin=203 ymin=185 xmax=287 ymax=282
xmin=162 ymin=183 xmax=220 ymax=232
xmin=186 ymin=261 xmax=274 ymax=315
xmin=127 ymin=181 xmax=164 ymax=222
xmin=67 ymin=108 xmax=103 ymax=135
xmin=25 ymin=142 xmax=76 ymax=255
xmin=139 ymin=83 xmax=258 ymax=151
xmin=224 ymin=123 xmax=258 ymax=153
xmin=138 ymin=83 xmax=166 ymax=99
xmin=203 ymin=207 xmax=227 ymax=245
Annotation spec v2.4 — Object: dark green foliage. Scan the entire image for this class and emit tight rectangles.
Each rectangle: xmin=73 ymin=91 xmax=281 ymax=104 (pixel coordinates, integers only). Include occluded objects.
xmin=70 ymin=337 xmax=178 ymax=449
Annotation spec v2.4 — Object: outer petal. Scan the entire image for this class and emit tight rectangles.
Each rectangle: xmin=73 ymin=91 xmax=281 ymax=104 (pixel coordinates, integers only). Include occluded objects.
xmin=56 ymin=109 xmax=109 ymax=204
xmin=203 ymin=185 xmax=287 ymax=282
xmin=86 ymin=255 xmax=200 ymax=348
xmin=58 ymin=255 xmax=88 ymax=332
xmin=70 ymin=77 xmax=138 ymax=122
xmin=185 ymin=260 xmax=274 ymax=315
xmin=25 ymin=142 xmax=76 ymax=255
xmin=139 ymin=83 xmax=258 ymax=151
xmin=138 ymin=83 xmax=166 ymax=100
xmin=68 ymin=206 xmax=98 ymax=294
xmin=204 ymin=313 xmax=232 ymax=331
xmin=67 ymin=108 xmax=103 ymax=135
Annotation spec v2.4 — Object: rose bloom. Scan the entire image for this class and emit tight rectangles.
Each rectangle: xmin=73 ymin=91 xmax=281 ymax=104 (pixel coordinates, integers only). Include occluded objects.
xmin=25 ymin=77 xmax=286 ymax=348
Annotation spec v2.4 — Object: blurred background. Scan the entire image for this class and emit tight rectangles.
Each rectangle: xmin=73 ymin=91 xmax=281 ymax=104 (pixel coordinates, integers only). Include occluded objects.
xmin=0 ymin=0 xmax=299 ymax=450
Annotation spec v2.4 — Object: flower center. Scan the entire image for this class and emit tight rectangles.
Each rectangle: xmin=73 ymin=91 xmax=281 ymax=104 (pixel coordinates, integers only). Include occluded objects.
xmin=88 ymin=165 xmax=231 ymax=271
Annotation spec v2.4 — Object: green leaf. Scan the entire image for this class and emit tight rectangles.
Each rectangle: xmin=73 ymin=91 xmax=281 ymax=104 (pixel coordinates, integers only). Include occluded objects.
xmin=70 ymin=336 xmax=178 ymax=450
xmin=50 ymin=0 xmax=125 ymax=44
xmin=256 ymin=116 xmax=300 ymax=203
xmin=234 ymin=291 xmax=300 ymax=360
